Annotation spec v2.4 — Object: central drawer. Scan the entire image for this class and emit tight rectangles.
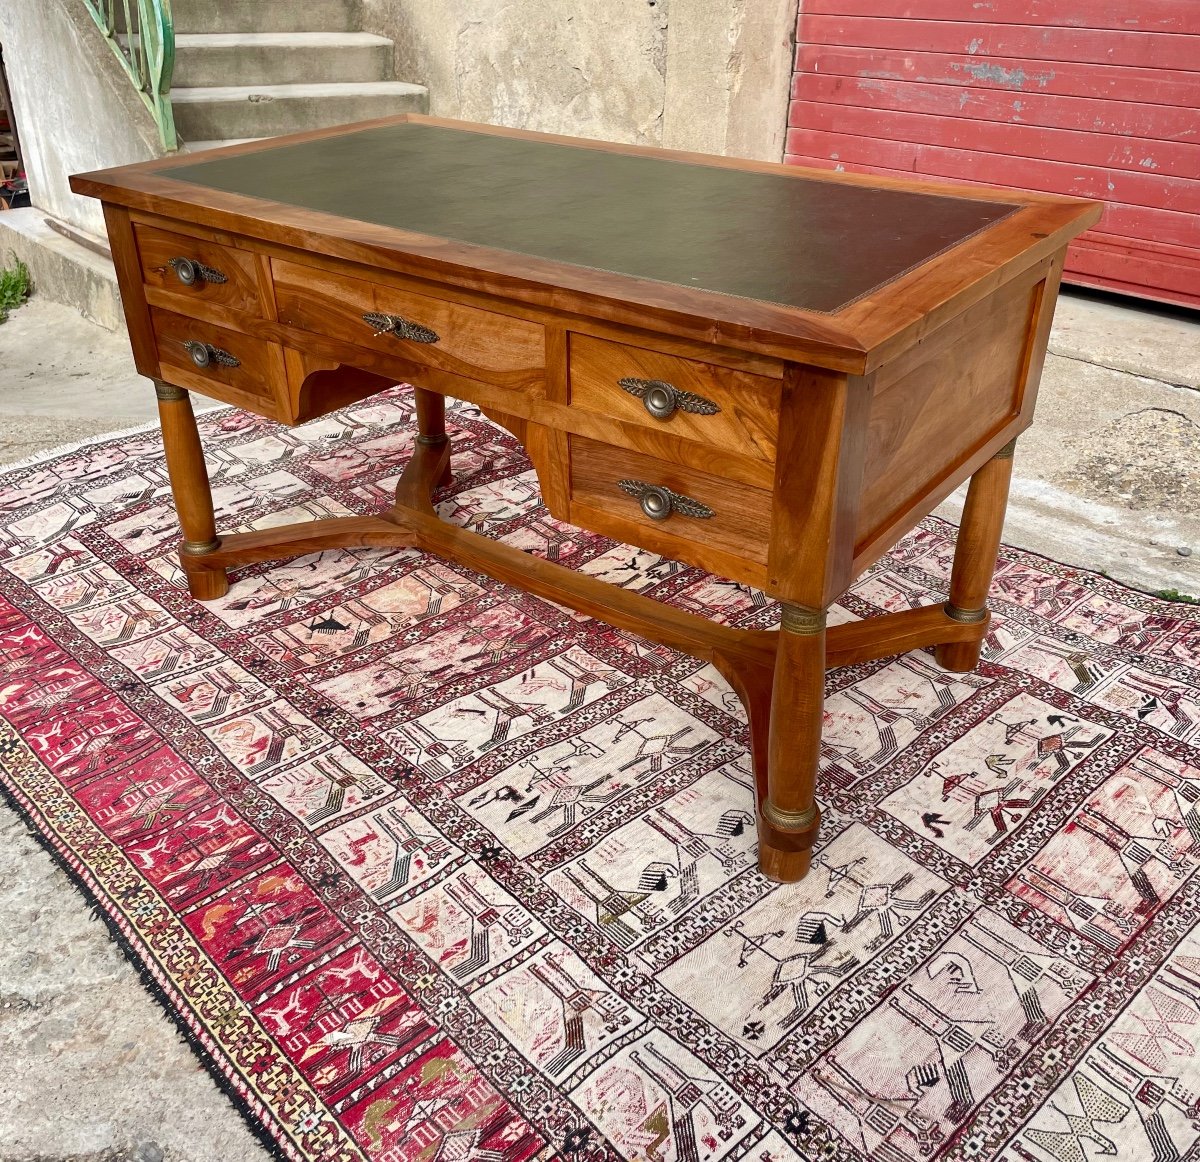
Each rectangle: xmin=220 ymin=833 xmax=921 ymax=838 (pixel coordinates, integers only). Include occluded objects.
xmin=272 ymin=260 xmax=546 ymax=393
xmin=569 ymin=436 xmax=772 ymax=580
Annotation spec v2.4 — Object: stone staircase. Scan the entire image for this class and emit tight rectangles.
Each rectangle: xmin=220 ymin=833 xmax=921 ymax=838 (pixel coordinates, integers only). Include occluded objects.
xmin=171 ymin=0 xmax=427 ymax=151
xmin=0 ymin=0 xmax=428 ymax=328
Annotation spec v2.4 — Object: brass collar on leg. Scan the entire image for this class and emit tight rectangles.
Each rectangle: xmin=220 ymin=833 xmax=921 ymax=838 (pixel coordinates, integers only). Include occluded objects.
xmin=762 ymin=800 xmax=819 ymax=832
xmin=181 ymin=538 xmax=221 ymax=556
xmin=944 ymin=602 xmax=988 ymax=625
xmin=153 ymin=380 xmax=188 ymax=402
xmin=779 ymin=604 xmax=827 ymax=635
xmin=993 ymin=437 xmax=1018 ymax=460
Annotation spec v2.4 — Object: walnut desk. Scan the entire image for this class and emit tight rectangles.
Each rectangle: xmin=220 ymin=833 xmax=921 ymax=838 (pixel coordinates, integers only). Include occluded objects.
xmin=72 ymin=115 xmax=1100 ymax=883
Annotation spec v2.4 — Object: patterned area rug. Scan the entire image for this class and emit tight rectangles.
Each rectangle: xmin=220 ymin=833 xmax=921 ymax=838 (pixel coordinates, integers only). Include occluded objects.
xmin=2 ymin=384 xmax=1200 ymax=1162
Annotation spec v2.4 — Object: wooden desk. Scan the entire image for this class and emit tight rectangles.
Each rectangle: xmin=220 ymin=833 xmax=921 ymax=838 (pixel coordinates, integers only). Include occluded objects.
xmin=72 ymin=115 xmax=1100 ymax=883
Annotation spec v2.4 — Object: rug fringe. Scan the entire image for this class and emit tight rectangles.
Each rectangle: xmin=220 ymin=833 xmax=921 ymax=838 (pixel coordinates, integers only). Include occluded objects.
xmin=0 ymin=405 xmax=231 ymax=476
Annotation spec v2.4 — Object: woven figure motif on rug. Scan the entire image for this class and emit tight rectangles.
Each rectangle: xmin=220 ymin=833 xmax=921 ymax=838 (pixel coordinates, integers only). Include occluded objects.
xmin=2 ymin=385 xmax=1200 ymax=1162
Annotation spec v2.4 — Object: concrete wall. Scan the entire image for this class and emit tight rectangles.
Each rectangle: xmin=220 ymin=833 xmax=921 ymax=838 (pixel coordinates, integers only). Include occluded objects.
xmin=362 ymin=0 xmax=796 ymax=163
xmin=662 ymin=0 xmax=797 ymax=161
xmin=0 ymin=0 xmax=165 ymax=240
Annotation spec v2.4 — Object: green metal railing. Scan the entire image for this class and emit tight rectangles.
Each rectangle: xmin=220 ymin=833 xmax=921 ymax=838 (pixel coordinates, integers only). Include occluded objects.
xmin=82 ymin=0 xmax=177 ymax=151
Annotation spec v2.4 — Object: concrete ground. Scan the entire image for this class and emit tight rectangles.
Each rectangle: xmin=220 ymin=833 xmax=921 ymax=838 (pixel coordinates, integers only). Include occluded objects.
xmin=0 ymin=288 xmax=1197 ymax=1161
xmin=940 ymin=291 xmax=1200 ymax=597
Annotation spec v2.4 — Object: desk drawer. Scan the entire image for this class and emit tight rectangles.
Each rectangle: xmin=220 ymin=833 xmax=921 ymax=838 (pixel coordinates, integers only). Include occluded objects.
xmin=134 ymin=222 xmax=267 ymax=316
xmin=569 ymin=334 xmax=781 ymax=462
xmin=272 ymin=260 xmax=545 ymax=393
xmin=151 ymin=307 xmax=285 ymax=416
xmin=569 ymin=436 xmax=771 ymax=573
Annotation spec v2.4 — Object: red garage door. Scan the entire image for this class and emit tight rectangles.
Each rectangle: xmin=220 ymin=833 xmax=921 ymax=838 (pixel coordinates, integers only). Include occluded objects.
xmin=786 ymin=1 xmax=1200 ymax=308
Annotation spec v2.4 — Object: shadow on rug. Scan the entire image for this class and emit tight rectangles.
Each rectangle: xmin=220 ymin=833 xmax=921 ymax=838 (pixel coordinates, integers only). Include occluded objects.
xmin=2 ymin=385 xmax=1199 ymax=1162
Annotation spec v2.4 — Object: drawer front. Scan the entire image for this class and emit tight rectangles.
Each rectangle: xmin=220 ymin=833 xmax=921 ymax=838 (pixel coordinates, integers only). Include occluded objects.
xmin=135 ymin=222 xmax=267 ymax=316
xmin=569 ymin=334 xmax=781 ymax=461
xmin=569 ymin=436 xmax=771 ymax=571
xmin=273 ymin=260 xmax=545 ymax=392
xmin=152 ymin=307 xmax=284 ymax=416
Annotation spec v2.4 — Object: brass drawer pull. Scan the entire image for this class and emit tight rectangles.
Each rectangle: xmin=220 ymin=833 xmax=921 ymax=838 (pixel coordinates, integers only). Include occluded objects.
xmin=182 ymin=339 xmax=240 ymax=370
xmin=168 ymin=256 xmax=228 ymax=286
xmin=618 ymin=376 xmax=720 ymax=420
xmin=618 ymin=478 xmax=715 ymax=521
xmin=363 ymin=311 xmax=440 ymax=344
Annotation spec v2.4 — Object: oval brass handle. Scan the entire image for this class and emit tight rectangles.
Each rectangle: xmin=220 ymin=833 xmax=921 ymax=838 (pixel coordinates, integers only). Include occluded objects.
xmin=618 ymin=478 xmax=715 ymax=521
xmin=182 ymin=339 xmax=240 ymax=370
xmin=618 ymin=377 xmax=720 ymax=421
xmin=168 ymin=256 xmax=228 ymax=286
xmin=363 ymin=311 xmax=439 ymax=344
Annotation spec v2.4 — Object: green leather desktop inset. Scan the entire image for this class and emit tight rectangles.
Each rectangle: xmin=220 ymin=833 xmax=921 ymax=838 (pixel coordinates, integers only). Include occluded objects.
xmin=169 ymin=121 xmax=1017 ymax=315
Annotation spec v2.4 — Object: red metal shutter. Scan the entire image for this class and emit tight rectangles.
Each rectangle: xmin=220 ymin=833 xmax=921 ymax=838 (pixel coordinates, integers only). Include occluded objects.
xmin=785 ymin=1 xmax=1200 ymax=308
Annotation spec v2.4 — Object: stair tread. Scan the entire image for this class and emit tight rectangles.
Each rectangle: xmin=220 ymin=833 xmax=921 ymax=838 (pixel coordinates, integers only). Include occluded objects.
xmin=173 ymin=81 xmax=426 ymax=102
xmin=182 ymin=139 xmax=267 ymax=153
xmin=174 ymin=32 xmax=393 ymax=49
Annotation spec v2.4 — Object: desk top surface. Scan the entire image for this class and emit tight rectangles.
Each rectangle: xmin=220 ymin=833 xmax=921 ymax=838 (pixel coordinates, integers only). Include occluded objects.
xmin=166 ymin=121 xmax=1016 ymax=315
xmin=73 ymin=116 xmax=1103 ymax=368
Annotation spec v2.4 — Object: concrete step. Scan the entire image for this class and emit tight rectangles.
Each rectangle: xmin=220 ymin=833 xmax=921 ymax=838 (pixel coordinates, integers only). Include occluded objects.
xmin=173 ymin=81 xmax=428 ymax=142
xmin=181 ymin=138 xmax=266 ymax=155
xmin=0 ymin=209 xmax=122 ymax=331
xmin=173 ymin=33 xmax=394 ymax=88
xmin=170 ymin=0 xmax=358 ymax=34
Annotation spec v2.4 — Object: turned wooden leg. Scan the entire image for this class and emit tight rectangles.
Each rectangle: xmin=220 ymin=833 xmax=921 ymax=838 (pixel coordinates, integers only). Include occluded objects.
xmin=154 ymin=380 xmax=228 ymax=601
xmin=758 ymin=604 xmax=825 ymax=883
xmin=936 ymin=438 xmax=1017 ymax=672
xmin=414 ymin=386 xmax=452 ymax=488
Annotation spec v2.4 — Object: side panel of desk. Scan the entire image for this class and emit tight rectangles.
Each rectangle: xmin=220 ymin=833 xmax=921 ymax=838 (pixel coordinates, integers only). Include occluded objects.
xmin=851 ymin=253 xmax=1064 ymax=576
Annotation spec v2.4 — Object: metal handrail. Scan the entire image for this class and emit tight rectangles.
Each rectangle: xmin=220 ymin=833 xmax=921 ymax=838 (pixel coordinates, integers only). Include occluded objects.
xmin=81 ymin=0 xmax=177 ymax=151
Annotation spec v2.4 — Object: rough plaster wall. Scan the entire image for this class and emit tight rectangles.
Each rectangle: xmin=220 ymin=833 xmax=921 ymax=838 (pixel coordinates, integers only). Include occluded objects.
xmin=363 ymin=0 xmax=795 ymax=161
xmin=0 ymin=0 xmax=163 ymax=238
xmin=663 ymin=0 xmax=796 ymax=161
xmin=368 ymin=0 xmax=670 ymax=146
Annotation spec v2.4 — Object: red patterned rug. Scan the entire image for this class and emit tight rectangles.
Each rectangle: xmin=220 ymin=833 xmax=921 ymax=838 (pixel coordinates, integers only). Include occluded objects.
xmin=3 ymin=384 xmax=1200 ymax=1162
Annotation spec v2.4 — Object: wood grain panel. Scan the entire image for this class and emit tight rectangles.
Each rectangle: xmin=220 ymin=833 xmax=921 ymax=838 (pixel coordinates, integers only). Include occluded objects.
xmin=569 ymin=333 xmax=782 ymax=462
xmin=794 ymin=45 xmax=1200 ymax=108
xmin=785 ymin=153 xmax=1198 ymax=252
xmin=272 ymin=258 xmax=546 ymax=392
xmin=569 ymin=436 xmax=772 ymax=576
xmin=134 ymin=221 xmax=268 ymax=316
xmin=1069 ymin=234 xmax=1200 ymax=308
xmin=804 ymin=0 xmax=1192 ymax=33
xmin=788 ymin=11 xmax=1199 ymax=307
xmin=151 ymin=307 xmax=285 ymax=416
xmin=798 ymin=15 xmax=1200 ymax=70
xmin=767 ymin=365 xmax=871 ymax=608
xmin=103 ymin=204 xmax=159 ymax=377
xmin=855 ymin=276 xmax=1036 ymax=552
xmin=786 ymin=129 xmax=1199 ymax=215
xmin=792 ymin=73 xmax=1200 ymax=146
xmin=790 ymin=99 xmax=1200 ymax=181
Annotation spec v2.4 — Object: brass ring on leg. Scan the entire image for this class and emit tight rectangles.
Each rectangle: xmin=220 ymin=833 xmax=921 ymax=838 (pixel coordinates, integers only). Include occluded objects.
xmin=181 ymin=538 xmax=221 ymax=556
xmin=153 ymin=381 xmax=188 ymax=402
xmin=762 ymin=801 xmax=819 ymax=832
xmin=944 ymin=602 xmax=988 ymax=625
xmin=780 ymin=604 xmax=826 ymax=636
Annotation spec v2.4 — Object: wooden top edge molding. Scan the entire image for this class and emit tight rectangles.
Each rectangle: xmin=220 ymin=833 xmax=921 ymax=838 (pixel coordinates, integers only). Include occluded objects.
xmin=71 ymin=114 xmax=1101 ymax=370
